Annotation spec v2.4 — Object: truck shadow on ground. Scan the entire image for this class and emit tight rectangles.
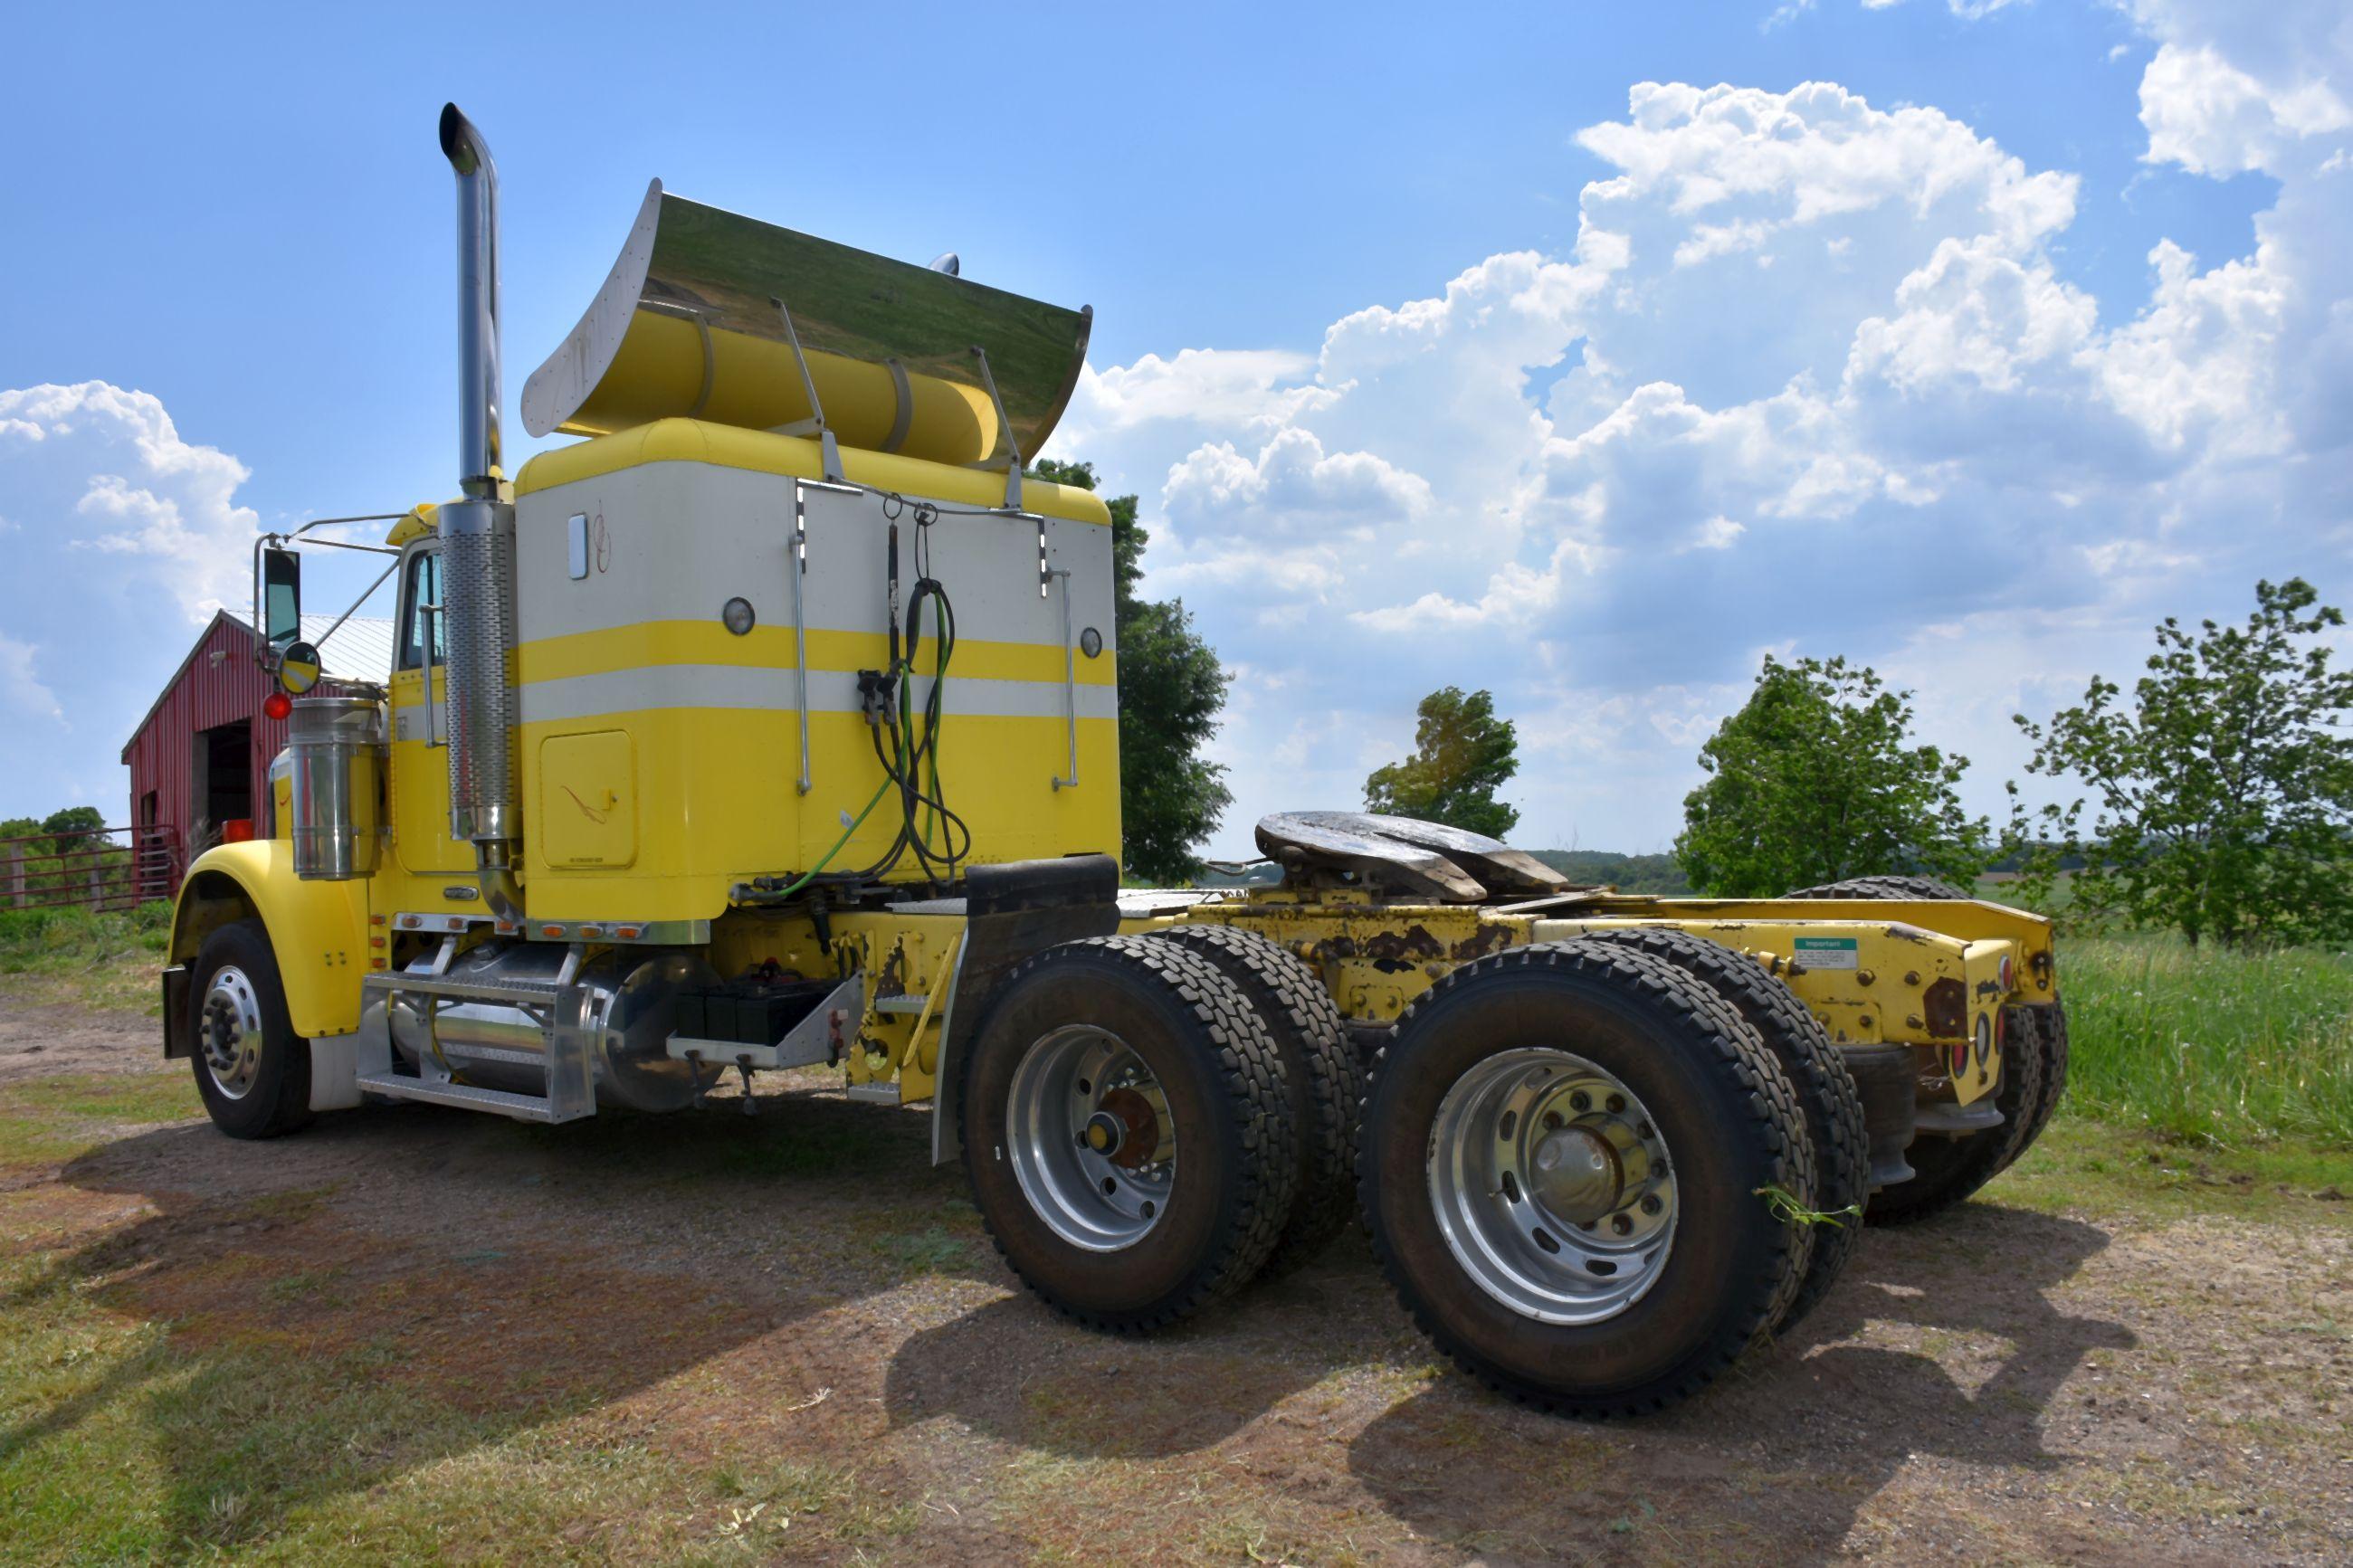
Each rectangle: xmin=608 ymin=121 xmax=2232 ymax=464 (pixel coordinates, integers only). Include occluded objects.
xmin=880 ymin=1250 xmax=1419 ymax=1458
xmin=880 ymin=1197 xmax=2135 ymax=1564
xmin=1344 ymin=1204 xmax=2137 ymax=1563
xmin=15 ymin=1091 xmax=2133 ymax=1562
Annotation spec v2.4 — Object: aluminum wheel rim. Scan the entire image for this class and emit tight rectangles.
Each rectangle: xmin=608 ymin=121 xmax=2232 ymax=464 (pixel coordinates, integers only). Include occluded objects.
xmin=198 ymin=965 xmax=265 ymax=1101
xmin=1005 ymin=1024 xmax=1176 ymax=1251
xmin=1427 ymin=1047 xmax=1678 ymax=1325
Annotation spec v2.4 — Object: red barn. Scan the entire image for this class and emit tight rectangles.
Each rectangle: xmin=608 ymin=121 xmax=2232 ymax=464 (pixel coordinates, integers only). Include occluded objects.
xmin=120 ymin=612 xmax=393 ymax=893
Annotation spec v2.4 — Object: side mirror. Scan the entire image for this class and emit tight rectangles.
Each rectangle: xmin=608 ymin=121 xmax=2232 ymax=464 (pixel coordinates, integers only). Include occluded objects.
xmin=278 ymin=640 xmax=322 ymax=695
xmin=262 ymin=546 xmax=302 ymax=650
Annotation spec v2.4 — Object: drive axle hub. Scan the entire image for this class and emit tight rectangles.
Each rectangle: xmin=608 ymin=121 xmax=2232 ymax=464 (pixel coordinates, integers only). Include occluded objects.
xmin=1006 ymin=1024 xmax=1179 ymax=1251
xmin=1084 ymin=1086 xmax=1163 ymax=1170
xmin=1529 ymin=1117 xmax=1653 ymax=1223
xmin=1427 ymin=1049 xmax=1680 ymax=1324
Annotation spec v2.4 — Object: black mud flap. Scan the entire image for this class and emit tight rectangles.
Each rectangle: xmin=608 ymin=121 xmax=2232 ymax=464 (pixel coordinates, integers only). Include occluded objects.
xmin=161 ymin=965 xmax=191 ymax=1060
xmin=929 ymin=854 xmax=1120 ymax=1164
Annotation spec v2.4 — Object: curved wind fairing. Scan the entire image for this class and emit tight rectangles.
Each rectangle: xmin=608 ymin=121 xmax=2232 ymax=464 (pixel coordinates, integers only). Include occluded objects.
xmin=521 ymin=182 xmax=1091 ymax=469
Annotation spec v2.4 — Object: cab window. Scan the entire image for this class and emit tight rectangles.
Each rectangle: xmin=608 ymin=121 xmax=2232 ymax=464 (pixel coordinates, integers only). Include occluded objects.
xmin=397 ymin=549 xmax=444 ymax=670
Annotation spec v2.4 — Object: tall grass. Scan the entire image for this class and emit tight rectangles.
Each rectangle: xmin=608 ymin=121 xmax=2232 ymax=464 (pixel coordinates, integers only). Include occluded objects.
xmin=0 ymin=902 xmax=171 ymax=1012
xmin=2062 ymin=934 xmax=2353 ymax=1147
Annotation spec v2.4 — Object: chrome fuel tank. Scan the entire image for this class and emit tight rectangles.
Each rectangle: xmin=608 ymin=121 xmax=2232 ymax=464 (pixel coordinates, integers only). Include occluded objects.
xmin=387 ymin=941 xmax=715 ymax=1112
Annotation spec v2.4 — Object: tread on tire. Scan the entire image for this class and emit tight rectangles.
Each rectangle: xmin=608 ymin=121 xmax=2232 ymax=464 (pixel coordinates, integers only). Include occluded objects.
xmin=1146 ymin=923 xmax=1363 ymax=1277
xmin=958 ymin=935 xmax=1299 ymax=1333
xmin=1574 ymin=926 xmax=1869 ymax=1336
xmin=1358 ymin=939 xmax=1815 ymax=1416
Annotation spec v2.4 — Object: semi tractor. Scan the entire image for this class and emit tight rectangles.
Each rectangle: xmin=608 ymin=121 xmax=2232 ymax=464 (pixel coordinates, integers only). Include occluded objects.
xmin=161 ymin=105 xmax=2066 ymax=1416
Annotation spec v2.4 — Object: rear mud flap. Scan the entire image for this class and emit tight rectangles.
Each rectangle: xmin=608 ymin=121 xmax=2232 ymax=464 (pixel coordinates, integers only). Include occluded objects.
xmin=161 ymin=965 xmax=190 ymax=1060
xmin=929 ymin=854 xmax=1120 ymax=1164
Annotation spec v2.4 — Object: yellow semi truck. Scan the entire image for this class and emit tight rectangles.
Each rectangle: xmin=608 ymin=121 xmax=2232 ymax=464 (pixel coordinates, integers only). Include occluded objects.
xmin=161 ymin=106 xmax=2065 ymax=1416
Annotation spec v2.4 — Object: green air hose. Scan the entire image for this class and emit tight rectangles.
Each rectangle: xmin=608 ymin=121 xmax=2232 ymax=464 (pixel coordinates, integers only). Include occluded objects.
xmin=764 ymin=774 xmax=895 ymax=900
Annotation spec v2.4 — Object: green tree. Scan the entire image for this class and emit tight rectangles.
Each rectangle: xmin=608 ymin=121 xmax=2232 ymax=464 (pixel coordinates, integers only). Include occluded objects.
xmin=2009 ymin=578 xmax=2353 ymax=946
xmin=41 ymin=806 xmax=105 ymax=850
xmin=1030 ymin=459 xmax=1233 ymax=882
xmin=1676 ymin=654 xmax=1987 ymax=897
xmin=1364 ymin=687 xmax=1521 ymax=839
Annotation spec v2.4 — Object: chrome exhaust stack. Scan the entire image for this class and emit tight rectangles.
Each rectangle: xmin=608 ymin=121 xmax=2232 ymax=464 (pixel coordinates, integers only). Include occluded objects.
xmin=436 ymin=103 xmax=523 ymax=923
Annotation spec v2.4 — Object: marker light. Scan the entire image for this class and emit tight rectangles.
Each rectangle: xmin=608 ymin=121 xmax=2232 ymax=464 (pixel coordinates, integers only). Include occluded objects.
xmin=262 ymin=690 xmax=292 ymax=720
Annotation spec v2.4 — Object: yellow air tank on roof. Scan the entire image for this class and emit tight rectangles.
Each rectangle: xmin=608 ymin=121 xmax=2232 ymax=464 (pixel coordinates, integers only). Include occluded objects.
xmin=520 ymin=182 xmax=1092 ymax=469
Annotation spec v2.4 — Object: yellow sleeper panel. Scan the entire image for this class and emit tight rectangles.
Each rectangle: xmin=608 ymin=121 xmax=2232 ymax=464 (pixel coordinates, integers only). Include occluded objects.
xmin=519 ymin=707 xmax=1121 ymax=920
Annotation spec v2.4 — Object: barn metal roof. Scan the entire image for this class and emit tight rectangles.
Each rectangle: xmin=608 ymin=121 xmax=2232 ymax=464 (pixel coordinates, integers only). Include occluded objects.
xmin=297 ymin=614 xmax=395 ymax=681
xmin=121 ymin=611 xmax=396 ymax=758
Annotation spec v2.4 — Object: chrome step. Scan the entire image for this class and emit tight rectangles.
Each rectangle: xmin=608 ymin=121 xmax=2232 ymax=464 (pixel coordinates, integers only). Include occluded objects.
xmin=359 ymin=938 xmax=598 ymax=1125
xmin=362 ymin=970 xmax=563 ymax=1004
xmin=357 ymin=1069 xmax=586 ymax=1124
xmin=872 ymin=993 xmax=934 ymax=1016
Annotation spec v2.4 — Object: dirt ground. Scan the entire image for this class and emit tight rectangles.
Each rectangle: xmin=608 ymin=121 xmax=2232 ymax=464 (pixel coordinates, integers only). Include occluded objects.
xmin=0 ymin=999 xmax=174 ymax=1085
xmin=3 ymin=995 xmax=2349 ymax=1565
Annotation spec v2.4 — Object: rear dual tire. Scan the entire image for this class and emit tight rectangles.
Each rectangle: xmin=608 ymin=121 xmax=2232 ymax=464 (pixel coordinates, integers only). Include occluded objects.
xmin=1144 ymin=923 xmax=1362 ymax=1277
xmin=1572 ymin=927 xmax=1868 ymax=1335
xmin=959 ymin=936 xmax=1298 ymax=1332
xmin=1358 ymin=941 xmax=1816 ymax=1416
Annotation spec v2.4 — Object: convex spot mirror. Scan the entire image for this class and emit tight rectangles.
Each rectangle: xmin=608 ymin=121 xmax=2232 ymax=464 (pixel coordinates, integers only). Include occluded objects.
xmin=277 ymin=641 xmax=322 ymax=695
xmin=262 ymin=546 xmax=302 ymax=650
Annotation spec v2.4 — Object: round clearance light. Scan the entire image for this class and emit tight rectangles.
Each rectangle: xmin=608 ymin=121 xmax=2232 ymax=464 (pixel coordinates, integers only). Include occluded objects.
xmin=1079 ymin=626 xmax=1103 ymax=659
xmin=721 ymin=597 xmax=757 ymax=636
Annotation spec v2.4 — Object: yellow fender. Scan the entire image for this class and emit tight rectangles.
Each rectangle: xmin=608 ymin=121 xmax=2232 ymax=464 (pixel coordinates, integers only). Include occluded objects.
xmin=169 ymin=841 xmax=370 ymax=1038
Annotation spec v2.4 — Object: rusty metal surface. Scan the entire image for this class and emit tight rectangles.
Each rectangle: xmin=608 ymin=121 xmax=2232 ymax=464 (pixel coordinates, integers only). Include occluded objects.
xmin=1922 ymin=977 xmax=1968 ymax=1040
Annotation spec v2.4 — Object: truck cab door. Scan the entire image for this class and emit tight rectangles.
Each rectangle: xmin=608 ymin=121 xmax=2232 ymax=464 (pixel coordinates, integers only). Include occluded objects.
xmin=386 ymin=544 xmax=476 ymax=874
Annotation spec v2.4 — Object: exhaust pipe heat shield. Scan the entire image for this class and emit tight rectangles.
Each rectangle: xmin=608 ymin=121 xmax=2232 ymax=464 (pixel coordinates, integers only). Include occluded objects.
xmin=520 ymin=183 xmax=1091 ymax=468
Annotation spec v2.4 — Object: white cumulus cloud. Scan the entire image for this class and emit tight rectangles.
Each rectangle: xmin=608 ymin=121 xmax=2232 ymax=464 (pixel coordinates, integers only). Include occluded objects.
xmin=1058 ymin=28 xmax=2353 ymax=854
xmin=0 ymin=635 xmax=62 ymax=726
xmin=0 ymin=382 xmax=266 ymax=817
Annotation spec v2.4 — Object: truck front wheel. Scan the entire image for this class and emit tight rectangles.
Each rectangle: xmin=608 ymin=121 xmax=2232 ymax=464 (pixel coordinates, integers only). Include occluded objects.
xmin=188 ymin=918 xmax=314 ymax=1139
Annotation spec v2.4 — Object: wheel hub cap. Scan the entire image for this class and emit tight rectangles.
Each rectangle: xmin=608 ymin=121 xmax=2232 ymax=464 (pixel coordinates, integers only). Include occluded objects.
xmin=1530 ymin=1126 xmax=1619 ymax=1223
xmin=1006 ymin=1025 xmax=1176 ymax=1251
xmin=1427 ymin=1048 xmax=1679 ymax=1325
xmin=198 ymin=965 xmax=264 ymax=1101
xmin=1088 ymin=1085 xmax=1163 ymax=1170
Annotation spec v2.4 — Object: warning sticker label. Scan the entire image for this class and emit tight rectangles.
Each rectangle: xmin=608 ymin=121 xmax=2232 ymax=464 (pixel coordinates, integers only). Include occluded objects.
xmin=1793 ymin=936 xmax=1860 ymax=971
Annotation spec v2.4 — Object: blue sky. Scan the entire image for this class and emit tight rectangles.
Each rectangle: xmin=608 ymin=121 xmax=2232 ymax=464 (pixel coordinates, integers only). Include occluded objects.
xmin=3 ymin=0 xmax=2347 ymax=856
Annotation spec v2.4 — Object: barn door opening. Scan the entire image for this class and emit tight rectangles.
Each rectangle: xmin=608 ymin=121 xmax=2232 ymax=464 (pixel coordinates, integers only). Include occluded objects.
xmin=195 ymin=720 xmax=253 ymax=845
